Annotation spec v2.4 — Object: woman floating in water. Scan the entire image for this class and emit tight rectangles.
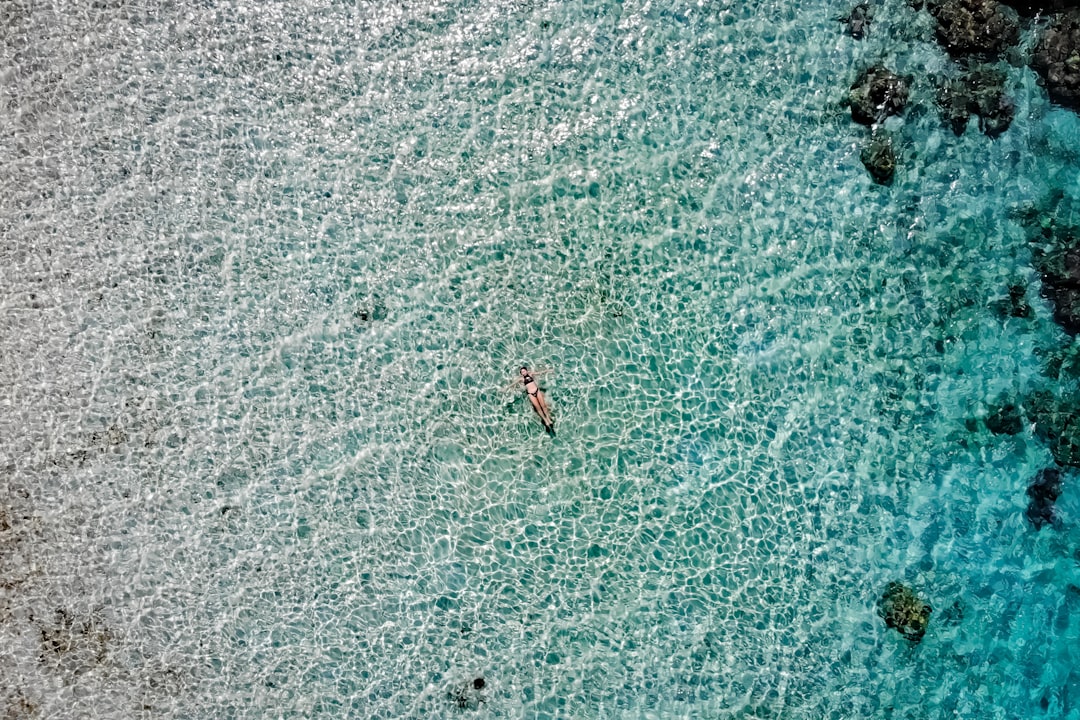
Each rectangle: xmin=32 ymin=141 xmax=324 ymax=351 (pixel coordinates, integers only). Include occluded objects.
xmin=510 ymin=365 xmax=555 ymax=435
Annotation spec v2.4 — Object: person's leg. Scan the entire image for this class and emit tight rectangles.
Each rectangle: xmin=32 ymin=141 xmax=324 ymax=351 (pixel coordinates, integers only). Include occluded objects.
xmin=538 ymin=393 xmax=554 ymax=427
xmin=529 ymin=395 xmax=544 ymax=422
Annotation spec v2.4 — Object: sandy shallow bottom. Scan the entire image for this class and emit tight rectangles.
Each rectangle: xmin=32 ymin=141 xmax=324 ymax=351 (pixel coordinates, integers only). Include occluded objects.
xmin=3 ymin=0 xmax=1080 ymax=717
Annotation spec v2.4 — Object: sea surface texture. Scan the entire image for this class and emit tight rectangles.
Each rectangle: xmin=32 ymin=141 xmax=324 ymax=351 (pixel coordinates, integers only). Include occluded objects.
xmin=3 ymin=0 xmax=1080 ymax=718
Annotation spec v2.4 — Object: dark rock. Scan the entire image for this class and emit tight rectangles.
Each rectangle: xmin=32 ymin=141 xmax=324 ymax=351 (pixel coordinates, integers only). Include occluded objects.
xmin=928 ymin=0 xmax=1020 ymax=58
xmin=877 ymin=581 xmax=933 ymax=642
xmin=985 ymin=399 xmax=1024 ymax=434
xmin=841 ymin=3 xmax=873 ymax=39
xmin=1052 ymin=417 xmax=1080 ymax=465
xmin=1032 ymin=226 xmax=1080 ymax=335
xmin=1027 ymin=389 xmax=1080 ymax=465
xmin=1033 ymin=10 xmax=1080 ymax=112
xmin=1045 ymin=278 xmax=1080 ymax=334
xmin=938 ymin=66 xmax=1014 ymax=137
xmin=860 ymin=134 xmax=896 ymax=184
xmin=849 ymin=66 xmax=912 ymax=125
xmin=941 ymin=77 xmax=976 ymax=133
xmin=1026 ymin=468 xmax=1063 ymax=529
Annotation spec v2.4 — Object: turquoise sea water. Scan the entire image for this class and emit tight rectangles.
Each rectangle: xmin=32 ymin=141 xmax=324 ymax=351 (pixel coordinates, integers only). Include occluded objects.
xmin=4 ymin=0 xmax=1080 ymax=717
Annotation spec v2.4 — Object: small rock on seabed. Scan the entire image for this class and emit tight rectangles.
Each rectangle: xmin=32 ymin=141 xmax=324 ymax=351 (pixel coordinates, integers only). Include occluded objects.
xmin=449 ymin=677 xmax=486 ymax=710
xmin=877 ymin=582 xmax=933 ymax=642
xmin=860 ymin=134 xmax=896 ymax=184
xmin=841 ymin=3 xmax=872 ymax=39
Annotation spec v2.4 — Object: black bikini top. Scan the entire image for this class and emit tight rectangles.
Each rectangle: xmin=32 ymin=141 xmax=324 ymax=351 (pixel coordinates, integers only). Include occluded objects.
xmin=522 ymin=373 xmax=539 ymax=396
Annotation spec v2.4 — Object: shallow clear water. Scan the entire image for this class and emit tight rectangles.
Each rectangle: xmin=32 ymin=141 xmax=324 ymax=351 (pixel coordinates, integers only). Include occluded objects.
xmin=3 ymin=0 xmax=1080 ymax=717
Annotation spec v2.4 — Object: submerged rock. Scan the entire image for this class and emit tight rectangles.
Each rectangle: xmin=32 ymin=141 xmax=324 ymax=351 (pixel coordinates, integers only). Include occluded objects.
xmin=841 ymin=3 xmax=873 ymax=39
xmin=1006 ymin=283 xmax=1033 ymax=318
xmin=860 ymin=134 xmax=896 ymax=184
xmin=1026 ymin=467 xmax=1063 ymax=529
xmin=939 ymin=600 xmax=966 ymax=626
xmin=353 ymin=296 xmax=388 ymax=323
xmin=991 ymin=282 xmax=1033 ymax=318
xmin=928 ymin=0 xmax=1021 ymax=58
xmin=877 ymin=581 xmax=933 ymax=642
xmin=449 ymin=677 xmax=487 ymax=710
xmin=1032 ymin=226 xmax=1080 ymax=335
xmin=849 ymin=66 xmax=912 ymax=125
xmin=937 ymin=66 xmax=1014 ymax=137
xmin=985 ymin=397 xmax=1024 ymax=435
xmin=1001 ymin=0 xmax=1077 ymax=15
xmin=1027 ymin=389 xmax=1080 ymax=466
xmin=1033 ymin=10 xmax=1080 ymax=113
xmin=1041 ymin=338 xmax=1080 ymax=380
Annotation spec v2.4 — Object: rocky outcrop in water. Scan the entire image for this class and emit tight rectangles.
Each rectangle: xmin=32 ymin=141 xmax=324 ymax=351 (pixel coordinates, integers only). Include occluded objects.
xmin=861 ymin=134 xmax=897 ymax=184
xmin=878 ymin=582 xmax=932 ymax=642
xmin=928 ymin=0 xmax=1021 ymax=58
xmin=841 ymin=3 xmax=873 ymax=39
xmin=849 ymin=67 xmax=912 ymax=125
xmin=1026 ymin=467 xmax=1063 ymax=529
xmin=937 ymin=66 xmax=1014 ymax=136
xmin=1033 ymin=10 xmax=1080 ymax=112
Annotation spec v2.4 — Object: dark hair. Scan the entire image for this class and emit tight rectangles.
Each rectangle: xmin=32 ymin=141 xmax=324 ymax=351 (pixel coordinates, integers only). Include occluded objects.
xmin=473 ymin=677 xmax=485 ymax=690
xmin=520 ymin=365 xmax=529 ymax=372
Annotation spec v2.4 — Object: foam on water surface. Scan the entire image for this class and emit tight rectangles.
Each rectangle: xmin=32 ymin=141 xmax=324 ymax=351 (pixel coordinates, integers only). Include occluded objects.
xmin=3 ymin=0 xmax=1080 ymax=717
